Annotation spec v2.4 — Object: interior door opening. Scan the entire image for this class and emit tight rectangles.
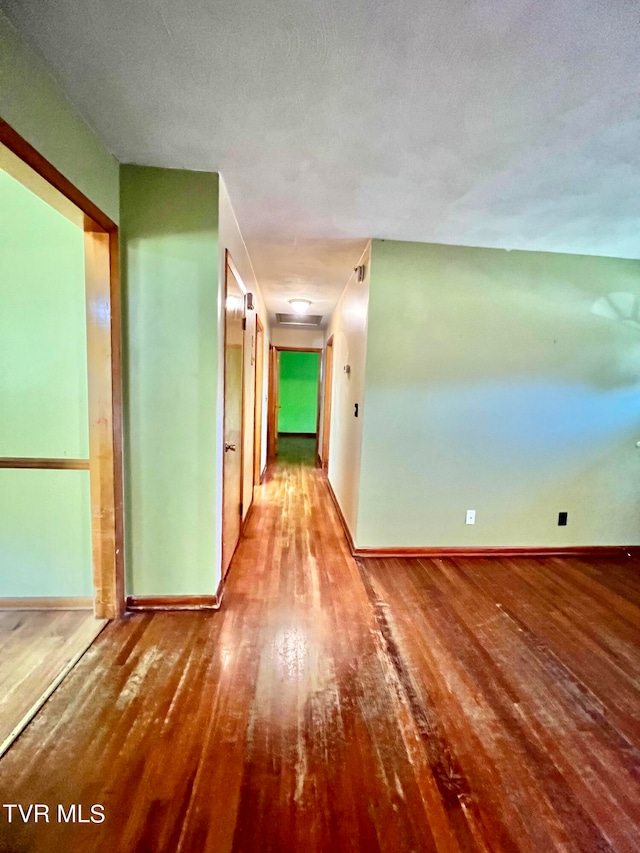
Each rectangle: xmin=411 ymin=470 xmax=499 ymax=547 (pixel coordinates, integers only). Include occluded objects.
xmin=0 ymin=126 xmax=122 ymax=617
xmin=0 ymin=121 xmax=122 ymax=756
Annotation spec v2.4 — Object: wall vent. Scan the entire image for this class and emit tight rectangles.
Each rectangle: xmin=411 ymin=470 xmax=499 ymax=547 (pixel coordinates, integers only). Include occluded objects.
xmin=276 ymin=313 xmax=323 ymax=327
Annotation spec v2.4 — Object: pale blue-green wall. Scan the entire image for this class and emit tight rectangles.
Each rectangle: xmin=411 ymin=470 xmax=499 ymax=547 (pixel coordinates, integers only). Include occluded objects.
xmin=0 ymin=170 xmax=92 ymax=596
xmin=120 ymin=165 xmax=220 ymax=595
xmin=0 ymin=170 xmax=89 ymax=458
xmin=357 ymin=240 xmax=640 ymax=548
xmin=0 ymin=10 xmax=119 ymax=222
xmin=0 ymin=470 xmax=92 ymax=597
xmin=324 ymin=244 xmax=371 ymax=540
xmin=1 ymin=22 xmax=228 ymax=597
xmin=0 ymin=15 xmax=112 ymax=596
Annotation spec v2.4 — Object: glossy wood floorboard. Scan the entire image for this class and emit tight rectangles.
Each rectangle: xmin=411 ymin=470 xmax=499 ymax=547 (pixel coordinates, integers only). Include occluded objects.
xmin=0 ymin=610 xmax=106 ymax=758
xmin=1 ymin=438 xmax=639 ymax=851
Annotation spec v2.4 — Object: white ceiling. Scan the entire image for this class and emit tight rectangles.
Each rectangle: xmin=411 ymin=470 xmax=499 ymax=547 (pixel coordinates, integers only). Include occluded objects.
xmin=4 ymin=0 xmax=640 ymax=321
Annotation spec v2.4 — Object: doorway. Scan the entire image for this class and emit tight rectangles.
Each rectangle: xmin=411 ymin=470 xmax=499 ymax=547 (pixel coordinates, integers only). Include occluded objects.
xmin=268 ymin=347 xmax=322 ymax=463
xmin=253 ymin=315 xmax=265 ymax=488
xmin=321 ymin=335 xmax=334 ymax=469
xmin=0 ymin=121 xmax=122 ymax=756
xmin=0 ymin=122 xmax=123 ymax=617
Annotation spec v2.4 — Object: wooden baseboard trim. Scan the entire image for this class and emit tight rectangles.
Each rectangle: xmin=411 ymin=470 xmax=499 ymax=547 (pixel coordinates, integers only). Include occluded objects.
xmin=354 ymin=546 xmax=640 ymax=559
xmin=278 ymin=432 xmax=317 ymax=438
xmin=126 ymin=595 xmax=220 ymax=612
xmin=325 ymin=476 xmax=356 ymax=554
xmin=319 ymin=485 xmax=640 ymax=562
xmin=0 ymin=597 xmax=93 ymax=610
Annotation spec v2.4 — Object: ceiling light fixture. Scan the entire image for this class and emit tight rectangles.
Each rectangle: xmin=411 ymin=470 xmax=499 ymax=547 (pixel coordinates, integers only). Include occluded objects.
xmin=289 ymin=298 xmax=312 ymax=315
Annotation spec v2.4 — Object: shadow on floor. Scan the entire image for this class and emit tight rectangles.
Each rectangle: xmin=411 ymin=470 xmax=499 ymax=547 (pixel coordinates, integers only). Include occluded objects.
xmin=276 ymin=435 xmax=316 ymax=465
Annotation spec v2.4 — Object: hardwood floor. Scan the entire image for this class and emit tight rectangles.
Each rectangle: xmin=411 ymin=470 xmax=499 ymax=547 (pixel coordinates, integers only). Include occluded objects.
xmin=1 ymin=437 xmax=639 ymax=851
xmin=0 ymin=610 xmax=106 ymax=758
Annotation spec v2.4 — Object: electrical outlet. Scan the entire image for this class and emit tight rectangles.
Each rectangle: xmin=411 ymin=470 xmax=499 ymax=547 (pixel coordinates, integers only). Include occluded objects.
xmin=558 ymin=512 xmax=568 ymax=526
xmin=466 ymin=510 xmax=476 ymax=525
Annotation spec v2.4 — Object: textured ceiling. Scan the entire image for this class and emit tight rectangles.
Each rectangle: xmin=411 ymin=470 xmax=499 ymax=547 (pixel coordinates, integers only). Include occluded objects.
xmin=4 ymin=0 xmax=640 ymax=319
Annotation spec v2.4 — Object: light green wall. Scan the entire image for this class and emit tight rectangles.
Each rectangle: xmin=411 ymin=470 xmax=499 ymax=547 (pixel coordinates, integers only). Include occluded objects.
xmin=0 ymin=470 xmax=92 ymax=597
xmin=0 ymin=11 xmax=119 ymax=222
xmin=325 ymin=244 xmax=371 ymax=540
xmin=0 ymin=170 xmax=91 ymax=596
xmin=0 ymin=170 xmax=89 ymax=458
xmin=358 ymin=240 xmax=640 ymax=548
xmin=278 ymin=351 xmax=319 ymax=433
xmin=120 ymin=165 xmax=219 ymax=595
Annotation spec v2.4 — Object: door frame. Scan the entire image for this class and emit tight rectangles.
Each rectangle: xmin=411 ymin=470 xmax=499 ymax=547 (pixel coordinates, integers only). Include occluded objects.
xmin=253 ymin=314 xmax=265 ymax=487
xmin=267 ymin=345 xmax=278 ymax=459
xmin=221 ymin=251 xmax=246 ymax=578
xmin=268 ymin=346 xmax=323 ymax=460
xmin=0 ymin=119 xmax=124 ymax=619
xmin=321 ymin=335 xmax=334 ymax=469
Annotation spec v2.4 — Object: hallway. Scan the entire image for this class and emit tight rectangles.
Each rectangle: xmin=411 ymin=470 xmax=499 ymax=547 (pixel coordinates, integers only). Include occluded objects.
xmin=1 ymin=439 xmax=640 ymax=852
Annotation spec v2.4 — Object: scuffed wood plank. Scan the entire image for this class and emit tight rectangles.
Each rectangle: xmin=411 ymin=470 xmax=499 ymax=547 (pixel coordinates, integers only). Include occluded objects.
xmin=0 ymin=612 xmax=106 ymax=758
xmin=1 ymin=438 xmax=639 ymax=851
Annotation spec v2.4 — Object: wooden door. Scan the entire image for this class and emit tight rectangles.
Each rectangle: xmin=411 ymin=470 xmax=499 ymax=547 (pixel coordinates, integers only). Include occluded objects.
xmin=222 ymin=259 xmax=245 ymax=577
xmin=253 ymin=316 xmax=264 ymax=487
xmin=321 ymin=336 xmax=334 ymax=468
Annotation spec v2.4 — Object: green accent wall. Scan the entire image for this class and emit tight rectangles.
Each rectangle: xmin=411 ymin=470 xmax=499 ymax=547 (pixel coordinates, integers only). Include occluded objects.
xmin=120 ymin=165 xmax=219 ymax=596
xmin=0 ymin=10 xmax=120 ymax=223
xmin=0 ymin=169 xmax=92 ymax=596
xmin=357 ymin=239 xmax=640 ymax=548
xmin=278 ymin=351 xmax=319 ymax=433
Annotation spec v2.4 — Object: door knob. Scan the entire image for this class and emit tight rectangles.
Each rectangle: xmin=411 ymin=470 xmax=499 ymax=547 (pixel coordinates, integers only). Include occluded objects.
xmin=225 ymin=443 xmax=236 ymax=452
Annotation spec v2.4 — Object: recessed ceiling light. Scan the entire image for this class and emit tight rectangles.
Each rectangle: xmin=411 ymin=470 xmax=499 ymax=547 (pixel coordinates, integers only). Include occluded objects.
xmin=289 ymin=298 xmax=312 ymax=315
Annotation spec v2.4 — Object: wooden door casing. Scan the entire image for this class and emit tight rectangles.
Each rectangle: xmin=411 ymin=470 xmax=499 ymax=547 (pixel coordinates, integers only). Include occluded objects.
xmin=253 ymin=315 xmax=264 ymax=486
xmin=322 ymin=336 xmax=334 ymax=469
xmin=0 ymin=121 xmax=123 ymax=619
xmin=267 ymin=345 xmax=279 ymax=458
xmin=221 ymin=258 xmax=245 ymax=578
